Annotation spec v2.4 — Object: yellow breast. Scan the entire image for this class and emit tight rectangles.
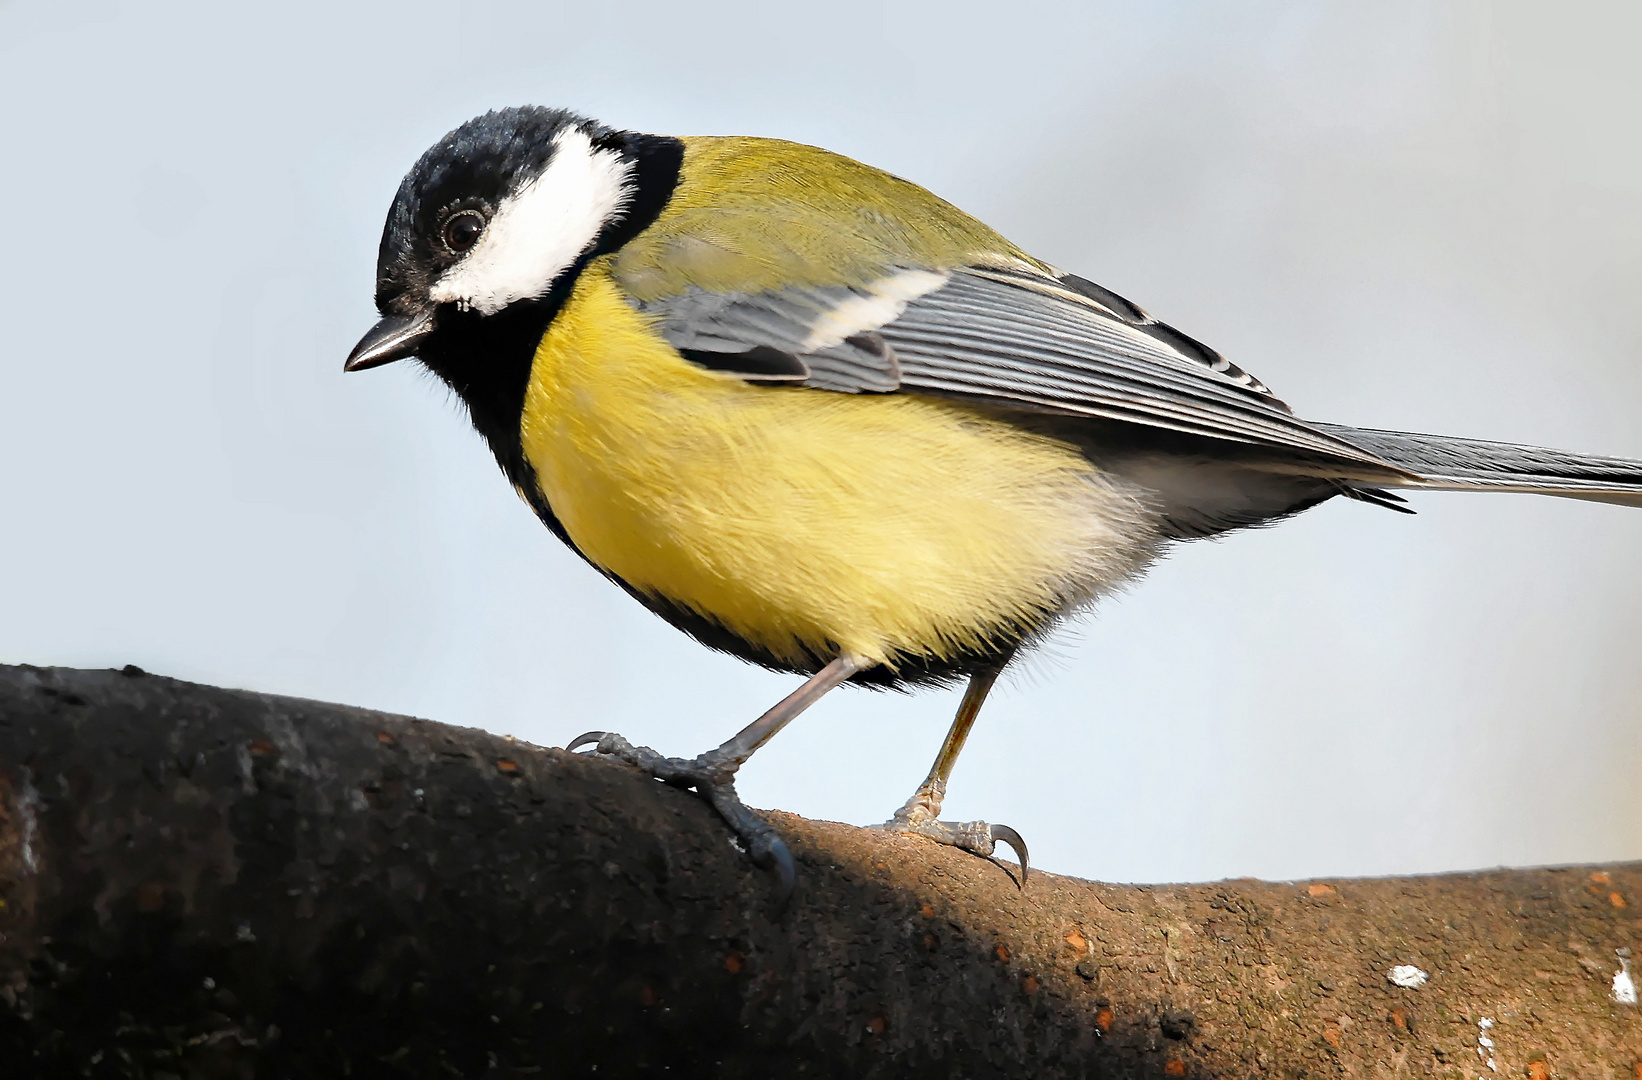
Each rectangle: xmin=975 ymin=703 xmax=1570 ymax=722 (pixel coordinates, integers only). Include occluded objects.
xmin=516 ymin=260 xmax=1157 ymax=669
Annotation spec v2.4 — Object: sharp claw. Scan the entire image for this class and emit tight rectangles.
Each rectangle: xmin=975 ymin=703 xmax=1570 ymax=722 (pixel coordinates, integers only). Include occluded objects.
xmin=566 ymin=731 xmax=607 ymax=753
xmin=762 ymin=836 xmax=796 ymax=911
xmin=989 ymin=823 xmax=1030 ymax=884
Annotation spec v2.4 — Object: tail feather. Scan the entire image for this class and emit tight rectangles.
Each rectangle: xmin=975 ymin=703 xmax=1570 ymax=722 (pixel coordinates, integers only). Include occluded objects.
xmin=1312 ymin=423 xmax=1642 ymax=507
xmin=1335 ymin=483 xmax=1415 ymax=514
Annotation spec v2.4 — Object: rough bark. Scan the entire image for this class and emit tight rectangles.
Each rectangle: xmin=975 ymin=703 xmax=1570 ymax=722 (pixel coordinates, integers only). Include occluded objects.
xmin=0 ymin=664 xmax=1637 ymax=1079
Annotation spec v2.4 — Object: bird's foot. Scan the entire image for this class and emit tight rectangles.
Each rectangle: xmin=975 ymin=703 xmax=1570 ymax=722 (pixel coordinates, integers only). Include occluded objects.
xmin=566 ymin=731 xmax=796 ymax=902
xmin=875 ymin=793 xmax=1029 ymax=883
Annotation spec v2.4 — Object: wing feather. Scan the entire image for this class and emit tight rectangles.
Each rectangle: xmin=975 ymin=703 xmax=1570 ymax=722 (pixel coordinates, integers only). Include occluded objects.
xmin=631 ymin=262 xmax=1401 ymax=471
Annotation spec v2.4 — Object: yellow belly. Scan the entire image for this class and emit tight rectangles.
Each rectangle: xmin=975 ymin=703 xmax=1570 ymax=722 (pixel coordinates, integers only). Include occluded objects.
xmin=516 ymin=261 xmax=1155 ymax=668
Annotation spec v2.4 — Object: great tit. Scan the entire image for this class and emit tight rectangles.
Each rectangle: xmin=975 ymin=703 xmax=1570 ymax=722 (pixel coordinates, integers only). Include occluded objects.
xmin=347 ymin=106 xmax=1642 ymax=895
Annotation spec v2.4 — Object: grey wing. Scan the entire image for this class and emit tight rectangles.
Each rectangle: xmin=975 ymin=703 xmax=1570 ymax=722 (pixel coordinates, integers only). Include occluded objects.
xmin=636 ymin=277 xmax=906 ymax=392
xmin=634 ymin=264 xmax=1402 ymax=471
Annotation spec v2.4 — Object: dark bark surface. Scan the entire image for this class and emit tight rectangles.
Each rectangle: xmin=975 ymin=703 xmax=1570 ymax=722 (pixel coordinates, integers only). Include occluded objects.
xmin=0 ymin=663 xmax=1637 ymax=1078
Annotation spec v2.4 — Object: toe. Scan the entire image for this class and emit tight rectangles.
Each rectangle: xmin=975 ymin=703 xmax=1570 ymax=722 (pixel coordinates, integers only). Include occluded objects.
xmin=881 ymin=817 xmax=1029 ymax=886
xmin=749 ymin=832 xmax=797 ymax=910
xmin=559 ymin=731 xmax=797 ymax=901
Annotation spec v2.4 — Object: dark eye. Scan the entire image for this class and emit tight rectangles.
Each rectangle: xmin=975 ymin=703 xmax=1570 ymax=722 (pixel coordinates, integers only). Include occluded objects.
xmin=441 ymin=210 xmax=485 ymax=254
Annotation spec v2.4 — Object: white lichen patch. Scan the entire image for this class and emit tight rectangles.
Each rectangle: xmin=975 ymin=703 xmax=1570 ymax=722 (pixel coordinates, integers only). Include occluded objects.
xmin=16 ymin=771 xmax=40 ymax=873
xmin=1476 ymin=1017 xmax=1497 ymax=1072
xmin=1387 ymin=964 xmax=1428 ymax=988
xmin=1613 ymin=952 xmax=1637 ymax=1006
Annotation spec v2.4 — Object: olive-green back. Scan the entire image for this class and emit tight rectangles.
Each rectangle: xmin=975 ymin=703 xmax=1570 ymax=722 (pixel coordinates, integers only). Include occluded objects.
xmin=608 ymin=136 xmax=1044 ymax=301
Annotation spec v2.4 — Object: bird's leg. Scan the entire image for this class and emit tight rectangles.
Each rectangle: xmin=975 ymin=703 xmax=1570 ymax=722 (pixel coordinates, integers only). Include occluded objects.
xmin=877 ymin=658 xmax=1029 ymax=881
xmin=568 ymin=653 xmax=864 ymax=900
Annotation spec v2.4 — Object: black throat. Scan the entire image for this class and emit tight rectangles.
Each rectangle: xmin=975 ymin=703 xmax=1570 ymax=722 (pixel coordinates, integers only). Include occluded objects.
xmin=413 ymin=132 xmax=685 ymax=493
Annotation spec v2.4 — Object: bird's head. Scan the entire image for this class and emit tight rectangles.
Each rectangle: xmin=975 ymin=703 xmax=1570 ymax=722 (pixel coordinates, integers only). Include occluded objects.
xmin=345 ymin=106 xmax=677 ymax=375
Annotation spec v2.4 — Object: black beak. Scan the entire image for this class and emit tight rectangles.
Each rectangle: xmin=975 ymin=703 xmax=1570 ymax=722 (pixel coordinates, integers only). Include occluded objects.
xmin=345 ymin=309 xmax=435 ymax=372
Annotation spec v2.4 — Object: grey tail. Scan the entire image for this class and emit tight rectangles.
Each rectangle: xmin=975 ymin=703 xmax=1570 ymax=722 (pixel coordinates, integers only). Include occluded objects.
xmin=1313 ymin=423 xmax=1642 ymax=507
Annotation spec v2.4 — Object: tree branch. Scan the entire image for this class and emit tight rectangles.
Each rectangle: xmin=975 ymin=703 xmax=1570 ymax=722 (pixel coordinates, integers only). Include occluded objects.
xmin=0 ymin=664 xmax=1638 ymax=1077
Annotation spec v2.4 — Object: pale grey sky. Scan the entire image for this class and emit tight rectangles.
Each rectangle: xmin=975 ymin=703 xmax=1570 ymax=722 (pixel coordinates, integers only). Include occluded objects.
xmin=2 ymin=0 xmax=1638 ymax=883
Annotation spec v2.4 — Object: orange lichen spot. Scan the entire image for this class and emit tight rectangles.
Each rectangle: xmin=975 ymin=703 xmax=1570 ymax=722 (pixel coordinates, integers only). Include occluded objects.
xmin=1065 ymin=929 xmax=1088 ymax=952
xmin=1389 ymin=1007 xmax=1408 ymax=1032
xmin=1590 ymin=871 xmax=1611 ymax=885
xmin=638 ymin=984 xmax=657 ymax=1007
xmin=1632 ymin=1061 xmax=1641 ymax=1080
xmin=376 ymin=731 xmax=395 ymax=746
xmin=1526 ymin=1059 xmax=1550 ymax=1080
xmin=1094 ymin=1006 xmax=1114 ymax=1033
xmin=1307 ymin=883 xmax=1337 ymax=898
xmin=1611 ymin=891 xmax=1628 ymax=909
xmin=248 ymin=739 xmax=277 ymax=758
xmin=922 ymin=933 xmax=938 ymax=952
xmin=724 ymin=951 xmax=745 ymax=975
xmin=919 ymin=902 xmax=935 ymax=918
xmin=1322 ymin=1024 xmax=1342 ymax=1048
xmin=995 ymin=945 xmax=1010 ymax=962
xmin=866 ymin=1015 xmax=887 ymax=1036
xmin=1022 ymin=975 xmax=1039 ymax=996
xmin=495 ymin=758 xmax=520 ymax=775
xmin=1163 ymin=1059 xmax=1186 ymax=1077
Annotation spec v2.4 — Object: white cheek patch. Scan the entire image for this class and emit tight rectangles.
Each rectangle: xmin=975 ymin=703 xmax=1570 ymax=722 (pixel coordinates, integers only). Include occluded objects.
xmin=430 ymin=126 xmax=633 ymax=316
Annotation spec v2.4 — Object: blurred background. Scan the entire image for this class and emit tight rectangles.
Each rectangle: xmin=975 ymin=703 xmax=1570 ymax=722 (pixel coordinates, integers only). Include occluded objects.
xmin=3 ymin=0 xmax=1639 ymax=884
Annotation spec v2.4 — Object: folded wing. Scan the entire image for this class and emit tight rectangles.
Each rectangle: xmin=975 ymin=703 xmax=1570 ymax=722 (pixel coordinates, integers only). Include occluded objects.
xmin=632 ymin=262 xmax=1405 ymax=475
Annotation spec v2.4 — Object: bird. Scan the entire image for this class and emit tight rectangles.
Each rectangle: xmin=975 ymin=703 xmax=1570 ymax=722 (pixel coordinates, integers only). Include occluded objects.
xmin=347 ymin=106 xmax=1642 ymax=897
